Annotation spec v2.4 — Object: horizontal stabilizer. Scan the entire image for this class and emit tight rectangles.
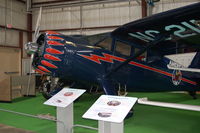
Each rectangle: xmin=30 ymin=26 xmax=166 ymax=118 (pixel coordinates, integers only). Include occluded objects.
xmin=138 ymin=97 xmax=200 ymax=111
xmin=166 ymin=52 xmax=200 ymax=72
xmin=165 ymin=52 xmax=196 ymax=68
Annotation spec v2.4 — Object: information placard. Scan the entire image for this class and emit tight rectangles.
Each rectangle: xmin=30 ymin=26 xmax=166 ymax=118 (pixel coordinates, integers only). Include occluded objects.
xmin=44 ymin=88 xmax=86 ymax=108
xmin=82 ymin=95 xmax=137 ymax=123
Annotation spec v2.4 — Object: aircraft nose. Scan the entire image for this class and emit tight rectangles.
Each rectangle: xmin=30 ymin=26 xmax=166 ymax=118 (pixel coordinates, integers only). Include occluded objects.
xmin=25 ymin=42 xmax=38 ymax=55
xmin=31 ymin=31 xmax=65 ymax=75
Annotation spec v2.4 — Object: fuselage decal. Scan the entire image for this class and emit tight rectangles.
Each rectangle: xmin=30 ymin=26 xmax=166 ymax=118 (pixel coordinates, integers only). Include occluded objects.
xmin=128 ymin=19 xmax=200 ymax=42
xmin=78 ymin=53 xmax=197 ymax=86
xmin=78 ymin=53 xmax=126 ymax=64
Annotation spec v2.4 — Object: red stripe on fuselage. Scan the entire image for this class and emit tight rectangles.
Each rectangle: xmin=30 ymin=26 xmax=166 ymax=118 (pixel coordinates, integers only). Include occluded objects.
xmin=47 ymin=41 xmax=64 ymax=46
xmin=78 ymin=53 xmax=125 ymax=64
xmin=38 ymin=65 xmax=51 ymax=73
xmin=47 ymin=36 xmax=64 ymax=40
xmin=35 ymin=69 xmax=46 ymax=74
xmin=41 ymin=60 xmax=58 ymax=69
xmin=129 ymin=61 xmax=172 ymax=77
xmin=46 ymin=48 xmax=64 ymax=54
xmin=78 ymin=53 xmax=197 ymax=86
xmin=44 ymin=54 xmax=61 ymax=61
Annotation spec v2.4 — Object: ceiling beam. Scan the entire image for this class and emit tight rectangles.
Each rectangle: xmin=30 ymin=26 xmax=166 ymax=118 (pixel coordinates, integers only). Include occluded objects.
xmin=32 ymin=0 xmax=133 ymax=8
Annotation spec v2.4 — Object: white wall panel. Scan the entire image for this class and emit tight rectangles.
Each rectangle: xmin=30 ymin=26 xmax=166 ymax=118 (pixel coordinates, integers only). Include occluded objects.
xmin=12 ymin=8 xmax=27 ymax=30
xmin=32 ymin=0 xmax=199 ymax=35
xmin=119 ymin=6 xmax=130 ymax=24
xmin=34 ymin=7 xmax=80 ymax=31
xmin=0 ymin=29 xmax=19 ymax=47
xmin=0 ymin=6 xmax=5 ymax=25
xmin=0 ymin=29 xmax=6 ymax=45
xmin=70 ymin=7 xmax=81 ymax=28
xmin=152 ymin=0 xmax=199 ymax=14
xmin=0 ymin=0 xmax=5 ymax=6
xmin=5 ymin=30 xmax=19 ymax=47
xmin=0 ymin=0 xmax=27 ymax=47
xmin=33 ymin=1 xmax=142 ymax=35
xmin=81 ymin=1 xmax=141 ymax=29
xmin=4 ymin=0 xmax=27 ymax=30
xmin=130 ymin=3 xmax=141 ymax=21
xmin=82 ymin=5 xmax=100 ymax=27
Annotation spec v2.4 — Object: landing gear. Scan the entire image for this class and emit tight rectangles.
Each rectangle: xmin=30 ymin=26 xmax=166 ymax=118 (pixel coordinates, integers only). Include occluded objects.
xmin=117 ymin=84 xmax=128 ymax=96
xmin=39 ymin=76 xmax=64 ymax=99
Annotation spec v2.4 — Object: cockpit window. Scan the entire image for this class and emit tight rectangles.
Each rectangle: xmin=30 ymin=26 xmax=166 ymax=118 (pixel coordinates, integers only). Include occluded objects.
xmin=96 ymin=37 xmax=112 ymax=50
xmin=115 ymin=40 xmax=131 ymax=56
xmin=83 ymin=32 xmax=111 ymax=49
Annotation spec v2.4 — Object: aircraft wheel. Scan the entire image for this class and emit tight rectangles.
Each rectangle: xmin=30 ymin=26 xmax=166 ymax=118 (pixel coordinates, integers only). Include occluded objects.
xmin=41 ymin=81 xmax=52 ymax=99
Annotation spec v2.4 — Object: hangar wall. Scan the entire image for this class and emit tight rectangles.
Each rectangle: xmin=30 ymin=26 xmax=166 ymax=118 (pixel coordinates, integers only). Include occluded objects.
xmin=32 ymin=0 xmax=200 ymax=35
xmin=0 ymin=0 xmax=27 ymax=100
xmin=0 ymin=0 xmax=27 ymax=47
xmin=32 ymin=1 xmax=141 ymax=35
xmin=152 ymin=0 xmax=200 ymax=14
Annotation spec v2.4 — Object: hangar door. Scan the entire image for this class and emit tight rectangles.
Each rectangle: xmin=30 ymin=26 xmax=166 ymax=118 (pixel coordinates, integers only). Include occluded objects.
xmin=0 ymin=47 xmax=21 ymax=101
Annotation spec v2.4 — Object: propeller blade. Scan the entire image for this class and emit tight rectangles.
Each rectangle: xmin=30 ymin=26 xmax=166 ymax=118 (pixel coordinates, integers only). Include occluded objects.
xmin=27 ymin=7 xmax=42 ymax=96
xmin=33 ymin=7 xmax=42 ymax=42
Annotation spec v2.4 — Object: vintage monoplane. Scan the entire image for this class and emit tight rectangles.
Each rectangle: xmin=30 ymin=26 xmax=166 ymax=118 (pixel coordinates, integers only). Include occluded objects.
xmin=26 ymin=2 xmax=200 ymax=104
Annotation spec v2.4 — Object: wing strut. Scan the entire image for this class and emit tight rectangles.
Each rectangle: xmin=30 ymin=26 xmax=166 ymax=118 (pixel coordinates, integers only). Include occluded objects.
xmin=105 ymin=35 xmax=167 ymax=78
xmin=138 ymin=97 xmax=200 ymax=111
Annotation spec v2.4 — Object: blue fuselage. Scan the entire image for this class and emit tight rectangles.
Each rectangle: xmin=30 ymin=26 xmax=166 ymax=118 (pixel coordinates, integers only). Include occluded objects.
xmin=32 ymin=32 xmax=198 ymax=94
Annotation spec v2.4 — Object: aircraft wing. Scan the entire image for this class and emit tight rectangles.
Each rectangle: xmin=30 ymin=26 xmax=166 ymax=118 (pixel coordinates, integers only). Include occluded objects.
xmin=111 ymin=2 xmax=200 ymax=55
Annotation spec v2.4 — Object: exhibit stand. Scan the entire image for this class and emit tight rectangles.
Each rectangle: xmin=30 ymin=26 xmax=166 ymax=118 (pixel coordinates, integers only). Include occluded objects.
xmin=98 ymin=120 xmax=123 ymax=133
xmin=57 ymin=104 xmax=73 ymax=133
xmin=83 ymin=95 xmax=138 ymax=133
xmin=44 ymin=88 xmax=86 ymax=133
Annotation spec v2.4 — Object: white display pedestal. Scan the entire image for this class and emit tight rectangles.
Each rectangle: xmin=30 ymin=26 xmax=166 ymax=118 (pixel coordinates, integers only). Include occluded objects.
xmin=98 ymin=120 xmax=123 ymax=133
xmin=83 ymin=95 xmax=138 ymax=133
xmin=57 ymin=103 xmax=73 ymax=133
xmin=44 ymin=88 xmax=86 ymax=133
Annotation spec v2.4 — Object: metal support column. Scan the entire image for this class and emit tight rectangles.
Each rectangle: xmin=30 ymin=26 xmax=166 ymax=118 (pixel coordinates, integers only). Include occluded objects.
xmin=98 ymin=121 xmax=124 ymax=133
xmin=57 ymin=103 xmax=74 ymax=133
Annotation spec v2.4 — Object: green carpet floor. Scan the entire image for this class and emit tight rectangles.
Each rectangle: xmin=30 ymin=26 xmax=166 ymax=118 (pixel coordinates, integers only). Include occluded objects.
xmin=0 ymin=92 xmax=200 ymax=133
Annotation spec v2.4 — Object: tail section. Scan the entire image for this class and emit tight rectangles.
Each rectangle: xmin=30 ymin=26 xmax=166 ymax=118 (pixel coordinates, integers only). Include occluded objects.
xmin=166 ymin=52 xmax=200 ymax=73
xmin=189 ymin=52 xmax=200 ymax=69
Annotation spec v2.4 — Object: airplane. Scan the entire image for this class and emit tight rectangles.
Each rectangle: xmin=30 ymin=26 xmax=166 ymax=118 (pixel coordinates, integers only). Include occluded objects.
xmin=25 ymin=2 xmax=200 ymax=109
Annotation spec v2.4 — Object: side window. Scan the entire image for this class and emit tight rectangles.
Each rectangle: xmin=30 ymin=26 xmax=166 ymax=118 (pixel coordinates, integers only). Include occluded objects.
xmin=134 ymin=48 xmax=147 ymax=62
xmin=97 ymin=37 xmax=112 ymax=50
xmin=115 ymin=40 xmax=131 ymax=56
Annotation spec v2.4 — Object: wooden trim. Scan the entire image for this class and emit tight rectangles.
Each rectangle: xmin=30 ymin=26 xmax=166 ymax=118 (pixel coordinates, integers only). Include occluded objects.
xmin=19 ymin=31 xmax=23 ymax=49
xmin=27 ymin=13 xmax=32 ymax=42
xmin=19 ymin=31 xmax=23 ymax=75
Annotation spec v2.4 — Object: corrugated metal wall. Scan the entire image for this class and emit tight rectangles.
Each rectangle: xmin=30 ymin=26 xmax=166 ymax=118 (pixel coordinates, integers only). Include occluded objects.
xmin=0 ymin=0 xmax=27 ymax=47
xmin=32 ymin=0 xmax=200 ymax=35
xmin=152 ymin=0 xmax=199 ymax=14
xmin=32 ymin=1 xmax=141 ymax=35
